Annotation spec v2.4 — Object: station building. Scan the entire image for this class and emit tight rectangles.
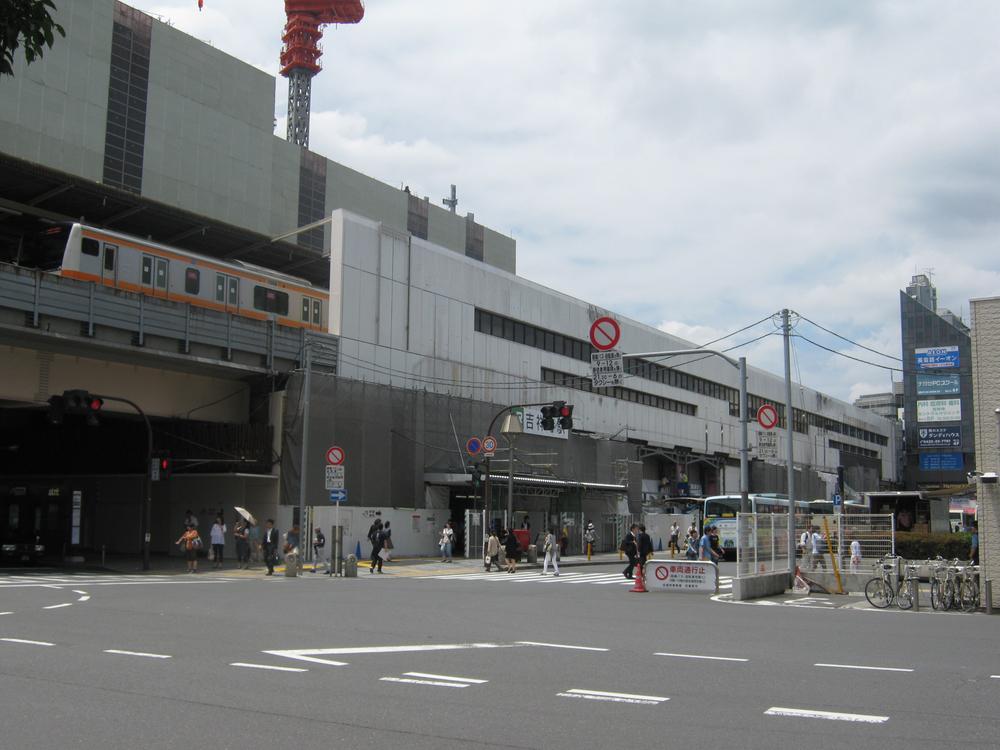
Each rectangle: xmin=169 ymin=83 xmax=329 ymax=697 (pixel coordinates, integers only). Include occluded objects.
xmin=0 ymin=0 xmax=897 ymax=561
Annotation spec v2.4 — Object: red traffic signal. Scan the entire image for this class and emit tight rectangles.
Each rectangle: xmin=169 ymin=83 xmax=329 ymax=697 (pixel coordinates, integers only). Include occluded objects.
xmin=558 ymin=403 xmax=574 ymax=430
xmin=89 ymin=397 xmax=104 ymax=412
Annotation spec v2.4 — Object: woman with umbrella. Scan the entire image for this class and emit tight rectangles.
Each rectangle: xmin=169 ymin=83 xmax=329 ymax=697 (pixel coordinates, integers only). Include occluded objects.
xmin=234 ymin=507 xmax=257 ymax=569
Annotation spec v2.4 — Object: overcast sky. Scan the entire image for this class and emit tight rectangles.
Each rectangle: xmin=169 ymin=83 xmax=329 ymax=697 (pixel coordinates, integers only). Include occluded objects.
xmin=127 ymin=0 xmax=1000 ymax=404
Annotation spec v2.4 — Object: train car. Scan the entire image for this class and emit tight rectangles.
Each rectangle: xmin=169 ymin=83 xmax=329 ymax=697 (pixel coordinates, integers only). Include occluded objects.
xmin=36 ymin=223 xmax=328 ymax=332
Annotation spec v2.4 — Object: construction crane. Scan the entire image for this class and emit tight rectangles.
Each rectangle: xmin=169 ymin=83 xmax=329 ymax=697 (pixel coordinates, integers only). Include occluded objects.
xmin=198 ymin=1 xmax=365 ymax=149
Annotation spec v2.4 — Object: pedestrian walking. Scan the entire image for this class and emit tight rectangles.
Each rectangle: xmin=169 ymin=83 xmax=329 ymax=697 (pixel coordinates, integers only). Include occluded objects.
xmin=810 ymin=526 xmax=827 ymax=570
xmin=668 ymin=521 xmax=680 ymax=558
xmin=699 ymin=525 xmax=720 ymax=562
xmin=261 ymin=519 xmax=279 ymax=576
xmin=799 ymin=528 xmax=811 ymax=567
xmin=620 ymin=524 xmax=638 ymax=579
xmin=175 ymin=524 xmax=202 ymax=573
xmin=370 ymin=521 xmax=385 ymax=574
xmin=312 ymin=527 xmax=325 ymax=573
xmin=850 ymin=538 xmax=861 ymax=573
xmin=439 ymin=521 xmax=455 ymax=562
xmin=485 ymin=530 xmax=501 ymax=572
xmin=382 ymin=521 xmax=393 ymax=561
xmin=635 ymin=524 xmax=654 ymax=578
xmin=542 ymin=526 xmax=560 ymax=576
xmin=503 ymin=528 xmax=520 ymax=573
xmin=970 ymin=524 xmax=979 ymax=565
xmin=684 ymin=529 xmax=699 ymax=560
xmin=209 ymin=515 xmax=226 ymax=569
xmin=233 ymin=520 xmax=250 ymax=569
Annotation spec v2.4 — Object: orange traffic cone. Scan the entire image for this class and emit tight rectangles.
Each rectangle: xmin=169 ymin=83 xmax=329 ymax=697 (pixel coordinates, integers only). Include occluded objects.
xmin=629 ymin=561 xmax=647 ymax=593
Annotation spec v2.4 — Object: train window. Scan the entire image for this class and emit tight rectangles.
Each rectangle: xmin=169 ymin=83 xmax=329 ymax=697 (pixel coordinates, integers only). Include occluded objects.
xmin=302 ymin=298 xmax=310 ymax=322
xmin=253 ymin=285 xmax=289 ymax=315
xmin=155 ymin=258 xmax=168 ymax=290
xmin=215 ymin=274 xmax=225 ymax=302
xmin=142 ymin=256 xmax=153 ymax=285
xmin=82 ymin=238 xmax=100 ymax=256
xmin=227 ymin=277 xmax=239 ymax=306
xmin=185 ymin=268 xmax=200 ymax=295
xmin=103 ymin=244 xmax=116 ymax=271
xmin=312 ymin=300 xmax=321 ymax=326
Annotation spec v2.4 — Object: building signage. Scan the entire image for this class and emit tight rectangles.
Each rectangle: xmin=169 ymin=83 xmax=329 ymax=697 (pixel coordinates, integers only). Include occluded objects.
xmin=917 ymin=426 xmax=961 ymax=449
xmin=591 ymin=350 xmax=624 ymax=388
xmin=916 ymin=373 xmax=960 ymax=396
xmin=916 ymin=398 xmax=961 ymax=423
xmin=512 ymin=407 xmax=569 ymax=440
xmin=919 ymin=452 xmax=964 ymax=471
xmin=915 ymin=345 xmax=959 ymax=370
xmin=645 ymin=560 xmax=718 ymax=593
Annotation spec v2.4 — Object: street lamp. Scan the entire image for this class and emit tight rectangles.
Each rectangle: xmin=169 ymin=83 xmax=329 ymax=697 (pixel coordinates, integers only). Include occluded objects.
xmin=500 ymin=412 xmax=523 ymax=529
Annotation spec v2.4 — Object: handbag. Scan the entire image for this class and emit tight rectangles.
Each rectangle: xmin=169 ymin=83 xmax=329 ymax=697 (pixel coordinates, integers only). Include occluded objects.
xmin=378 ymin=548 xmax=389 ymax=561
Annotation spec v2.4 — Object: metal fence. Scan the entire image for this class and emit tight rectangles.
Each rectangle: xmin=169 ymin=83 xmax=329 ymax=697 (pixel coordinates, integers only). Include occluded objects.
xmin=737 ymin=512 xmax=895 ymax=578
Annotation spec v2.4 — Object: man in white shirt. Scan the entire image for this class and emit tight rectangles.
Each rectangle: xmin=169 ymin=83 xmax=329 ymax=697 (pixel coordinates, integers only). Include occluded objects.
xmin=799 ymin=529 xmax=811 ymax=569
xmin=850 ymin=539 xmax=862 ymax=573
xmin=810 ymin=527 xmax=827 ymax=570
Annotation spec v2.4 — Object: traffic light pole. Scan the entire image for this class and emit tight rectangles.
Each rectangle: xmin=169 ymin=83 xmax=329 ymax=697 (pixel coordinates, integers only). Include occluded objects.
xmin=94 ymin=394 xmax=153 ymax=571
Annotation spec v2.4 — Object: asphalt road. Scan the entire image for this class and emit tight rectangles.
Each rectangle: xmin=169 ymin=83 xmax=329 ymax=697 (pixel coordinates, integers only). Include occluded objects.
xmin=1 ymin=562 xmax=998 ymax=750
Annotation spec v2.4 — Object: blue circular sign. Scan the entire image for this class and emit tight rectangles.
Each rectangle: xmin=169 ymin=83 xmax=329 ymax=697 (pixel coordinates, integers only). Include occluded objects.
xmin=466 ymin=437 xmax=482 ymax=456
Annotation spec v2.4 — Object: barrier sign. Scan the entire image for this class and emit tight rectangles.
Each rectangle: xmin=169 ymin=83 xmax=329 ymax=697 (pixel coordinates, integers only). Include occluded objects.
xmin=591 ymin=350 xmax=624 ymax=388
xmin=917 ymin=373 xmax=960 ymax=396
xmin=644 ymin=560 xmax=718 ymax=593
xmin=915 ymin=346 xmax=959 ymax=370
xmin=917 ymin=426 xmax=961 ymax=449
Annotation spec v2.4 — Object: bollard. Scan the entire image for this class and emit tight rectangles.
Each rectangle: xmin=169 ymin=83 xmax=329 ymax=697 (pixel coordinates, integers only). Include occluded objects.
xmin=985 ymin=580 xmax=993 ymax=614
xmin=343 ymin=554 xmax=358 ymax=578
xmin=629 ymin=561 xmax=648 ymax=593
xmin=284 ymin=552 xmax=298 ymax=577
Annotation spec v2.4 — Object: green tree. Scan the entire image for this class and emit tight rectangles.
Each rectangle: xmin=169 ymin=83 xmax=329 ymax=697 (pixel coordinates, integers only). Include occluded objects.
xmin=1 ymin=0 xmax=66 ymax=77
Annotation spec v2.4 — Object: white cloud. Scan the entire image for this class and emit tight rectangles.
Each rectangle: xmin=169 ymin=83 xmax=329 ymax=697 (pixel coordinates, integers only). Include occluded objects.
xmin=124 ymin=0 xmax=1000 ymax=401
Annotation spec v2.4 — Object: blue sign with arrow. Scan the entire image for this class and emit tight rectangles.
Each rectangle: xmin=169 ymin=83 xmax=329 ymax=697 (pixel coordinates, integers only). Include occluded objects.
xmin=329 ymin=489 xmax=347 ymax=503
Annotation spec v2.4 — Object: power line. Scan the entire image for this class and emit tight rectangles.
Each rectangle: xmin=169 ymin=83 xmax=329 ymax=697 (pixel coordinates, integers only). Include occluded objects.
xmin=793 ymin=334 xmax=903 ymax=373
xmin=797 ymin=313 xmax=902 ymax=362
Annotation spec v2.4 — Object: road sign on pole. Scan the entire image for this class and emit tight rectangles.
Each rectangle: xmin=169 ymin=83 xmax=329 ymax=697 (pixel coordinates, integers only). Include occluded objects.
xmin=329 ymin=489 xmax=347 ymax=503
xmin=325 ymin=446 xmax=345 ymax=466
xmin=325 ymin=465 xmax=345 ymax=490
xmin=591 ymin=349 xmax=624 ymax=387
xmin=481 ymin=436 xmax=497 ymax=457
xmin=757 ymin=431 xmax=778 ymax=459
xmin=466 ymin=437 xmax=482 ymax=456
xmin=589 ymin=316 xmax=621 ymax=351
xmin=756 ymin=403 xmax=779 ymax=430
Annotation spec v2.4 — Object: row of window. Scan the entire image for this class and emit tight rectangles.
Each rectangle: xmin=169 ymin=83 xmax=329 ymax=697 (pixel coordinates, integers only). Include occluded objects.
xmin=829 ymin=439 xmax=880 ymax=460
xmin=541 ymin=368 xmax=697 ymax=417
xmin=81 ymin=238 xmax=322 ymax=325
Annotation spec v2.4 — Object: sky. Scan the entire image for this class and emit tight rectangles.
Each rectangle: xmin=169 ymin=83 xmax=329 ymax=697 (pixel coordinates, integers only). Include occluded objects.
xmin=126 ymin=0 xmax=1000 ymax=404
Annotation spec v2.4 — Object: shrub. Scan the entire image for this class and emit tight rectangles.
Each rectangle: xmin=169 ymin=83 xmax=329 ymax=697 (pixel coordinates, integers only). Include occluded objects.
xmin=895 ymin=531 xmax=972 ymax=561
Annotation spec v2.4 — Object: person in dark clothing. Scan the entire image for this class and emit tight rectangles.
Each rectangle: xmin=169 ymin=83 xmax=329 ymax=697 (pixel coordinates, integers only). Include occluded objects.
xmin=369 ymin=521 xmax=385 ymax=574
xmin=635 ymin=524 xmax=654 ymax=579
xmin=621 ymin=524 xmax=638 ymax=579
xmin=503 ymin=528 xmax=521 ymax=573
xmin=261 ymin=519 xmax=279 ymax=576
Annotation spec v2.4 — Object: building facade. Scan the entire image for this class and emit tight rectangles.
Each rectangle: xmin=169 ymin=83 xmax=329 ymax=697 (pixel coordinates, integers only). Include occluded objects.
xmin=970 ymin=297 xmax=1000 ymax=589
xmin=900 ymin=276 xmax=975 ymax=487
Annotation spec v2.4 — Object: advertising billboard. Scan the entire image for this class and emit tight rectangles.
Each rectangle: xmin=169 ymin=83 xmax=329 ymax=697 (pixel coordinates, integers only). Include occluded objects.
xmin=915 ymin=345 xmax=959 ymax=370
xmin=916 ymin=398 xmax=961 ymax=423
xmin=916 ymin=373 xmax=961 ymax=396
xmin=919 ymin=453 xmax=964 ymax=471
xmin=917 ymin=426 xmax=961 ymax=449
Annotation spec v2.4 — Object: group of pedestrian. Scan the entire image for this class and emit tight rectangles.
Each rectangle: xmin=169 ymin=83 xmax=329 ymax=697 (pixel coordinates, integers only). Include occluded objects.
xmin=367 ymin=518 xmax=392 ymax=574
xmin=620 ymin=523 xmax=654 ymax=579
xmin=175 ymin=511 xmax=306 ymax=577
xmin=482 ymin=526 xmax=523 ymax=573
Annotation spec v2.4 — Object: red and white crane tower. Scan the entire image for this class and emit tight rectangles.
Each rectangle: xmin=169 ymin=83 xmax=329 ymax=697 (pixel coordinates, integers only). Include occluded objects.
xmin=199 ymin=1 xmax=365 ymax=149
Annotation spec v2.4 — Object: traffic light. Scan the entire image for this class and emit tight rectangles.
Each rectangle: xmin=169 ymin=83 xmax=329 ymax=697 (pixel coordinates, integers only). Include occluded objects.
xmin=540 ymin=401 xmax=568 ymax=431
xmin=471 ymin=463 xmax=484 ymax=487
xmin=151 ymin=452 xmax=172 ymax=481
xmin=53 ymin=390 xmax=103 ymax=426
xmin=558 ymin=403 xmax=574 ymax=431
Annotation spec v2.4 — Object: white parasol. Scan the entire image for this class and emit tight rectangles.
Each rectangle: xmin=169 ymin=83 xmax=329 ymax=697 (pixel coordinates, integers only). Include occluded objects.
xmin=234 ymin=506 xmax=257 ymax=525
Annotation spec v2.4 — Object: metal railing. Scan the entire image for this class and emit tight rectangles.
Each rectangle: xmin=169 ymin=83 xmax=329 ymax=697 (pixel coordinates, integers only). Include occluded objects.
xmin=736 ymin=513 xmax=792 ymax=578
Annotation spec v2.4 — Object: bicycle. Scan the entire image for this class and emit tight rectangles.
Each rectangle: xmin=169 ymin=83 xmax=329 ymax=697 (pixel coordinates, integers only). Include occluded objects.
xmin=865 ymin=555 xmax=901 ymax=608
xmin=929 ymin=558 xmax=951 ymax=611
xmin=895 ymin=562 xmax=920 ymax=610
xmin=959 ymin=564 xmax=980 ymax=612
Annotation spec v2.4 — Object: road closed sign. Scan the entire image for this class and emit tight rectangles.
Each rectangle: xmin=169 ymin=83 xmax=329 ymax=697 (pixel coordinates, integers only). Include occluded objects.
xmin=645 ymin=560 xmax=718 ymax=593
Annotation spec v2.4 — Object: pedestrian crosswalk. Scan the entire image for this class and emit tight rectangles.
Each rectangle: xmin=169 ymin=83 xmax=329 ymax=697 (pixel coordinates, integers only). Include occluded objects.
xmin=416 ymin=569 xmax=734 ymax=590
xmin=0 ymin=571 xmax=236 ymax=588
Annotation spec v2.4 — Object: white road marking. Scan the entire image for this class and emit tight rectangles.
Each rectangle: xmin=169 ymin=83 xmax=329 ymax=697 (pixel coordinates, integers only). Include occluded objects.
xmin=72 ymin=590 xmax=88 ymax=595
xmin=814 ymin=663 xmax=913 ymax=673
xmin=517 ymin=641 xmax=609 ymax=652
xmin=104 ymin=649 xmax=172 ymax=659
xmin=43 ymin=603 xmax=73 ymax=610
xmin=0 ymin=611 xmax=12 ymax=616
xmin=77 ymin=595 xmax=90 ymax=602
xmin=990 ymin=675 xmax=999 ymax=679
xmin=230 ymin=662 xmax=307 ymax=673
xmin=765 ymin=707 xmax=889 ymax=723
xmin=265 ymin=642 xmax=507 ymax=667
xmin=558 ymin=688 xmax=669 ymax=705
xmin=380 ymin=677 xmax=468 ymax=688
xmin=655 ymin=652 xmax=748 ymax=662
xmin=1 ymin=638 xmax=54 ymax=646
xmin=403 ymin=672 xmax=488 ymax=684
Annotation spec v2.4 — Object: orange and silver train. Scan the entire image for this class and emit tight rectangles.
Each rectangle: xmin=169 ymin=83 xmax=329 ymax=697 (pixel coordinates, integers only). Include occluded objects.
xmin=36 ymin=223 xmax=327 ymax=332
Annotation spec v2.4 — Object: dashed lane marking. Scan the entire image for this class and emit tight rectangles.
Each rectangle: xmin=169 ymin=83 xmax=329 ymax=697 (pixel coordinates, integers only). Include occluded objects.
xmin=230 ymin=662 xmax=308 ymax=673
xmin=557 ymin=688 xmax=669 ymax=705
xmin=380 ymin=677 xmax=469 ymax=688
xmin=655 ymin=652 xmax=748 ymax=662
xmin=0 ymin=612 xmax=12 ymax=616
xmin=1 ymin=638 xmax=54 ymax=646
xmin=517 ymin=641 xmax=609 ymax=652
xmin=265 ymin=642 xmax=508 ymax=667
xmin=764 ymin=707 xmax=889 ymax=723
xmin=404 ymin=672 xmax=488 ymax=684
xmin=814 ymin=663 xmax=913 ymax=673
xmin=43 ymin=603 xmax=73 ymax=610
xmin=104 ymin=649 xmax=172 ymax=659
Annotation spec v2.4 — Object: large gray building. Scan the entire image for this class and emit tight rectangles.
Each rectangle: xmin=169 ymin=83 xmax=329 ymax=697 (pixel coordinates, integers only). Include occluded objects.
xmin=0 ymin=0 xmax=898 ymax=562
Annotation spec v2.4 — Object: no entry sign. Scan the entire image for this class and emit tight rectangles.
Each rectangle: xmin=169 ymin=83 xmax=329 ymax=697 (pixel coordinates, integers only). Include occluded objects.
xmin=756 ymin=404 xmax=779 ymax=430
xmin=589 ymin=316 xmax=621 ymax=351
xmin=325 ymin=445 xmax=345 ymax=465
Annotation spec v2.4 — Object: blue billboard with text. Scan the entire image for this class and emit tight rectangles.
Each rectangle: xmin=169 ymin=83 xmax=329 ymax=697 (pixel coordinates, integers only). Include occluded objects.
xmin=915 ymin=346 xmax=959 ymax=370
xmin=919 ymin=452 xmax=964 ymax=471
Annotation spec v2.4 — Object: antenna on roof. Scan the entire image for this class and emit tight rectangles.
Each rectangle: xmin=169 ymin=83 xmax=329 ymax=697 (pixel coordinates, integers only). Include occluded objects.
xmin=443 ymin=184 xmax=458 ymax=213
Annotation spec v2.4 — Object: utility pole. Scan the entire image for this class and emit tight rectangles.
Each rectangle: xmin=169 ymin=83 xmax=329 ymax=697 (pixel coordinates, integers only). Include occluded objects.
xmin=297 ymin=339 xmax=312 ymax=561
xmin=782 ymin=309 xmax=796 ymax=583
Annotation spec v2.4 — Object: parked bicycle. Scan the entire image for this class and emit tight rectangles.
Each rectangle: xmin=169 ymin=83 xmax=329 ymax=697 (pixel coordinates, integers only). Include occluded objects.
xmin=930 ymin=559 xmax=979 ymax=612
xmin=864 ymin=555 xmax=902 ymax=609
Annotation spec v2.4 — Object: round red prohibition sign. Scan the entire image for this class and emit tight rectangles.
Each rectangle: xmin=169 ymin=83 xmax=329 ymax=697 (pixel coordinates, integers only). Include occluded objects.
xmin=654 ymin=565 xmax=670 ymax=581
xmin=757 ymin=404 xmax=779 ymax=430
xmin=325 ymin=446 xmax=345 ymax=466
xmin=589 ymin=316 xmax=621 ymax=351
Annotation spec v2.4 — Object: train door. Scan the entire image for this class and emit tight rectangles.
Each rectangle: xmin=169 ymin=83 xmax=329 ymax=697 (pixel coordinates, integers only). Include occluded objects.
xmin=153 ymin=257 xmax=169 ymax=298
xmin=141 ymin=254 xmax=155 ymax=292
xmin=101 ymin=243 xmax=118 ymax=286
xmin=215 ymin=273 xmax=239 ymax=312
